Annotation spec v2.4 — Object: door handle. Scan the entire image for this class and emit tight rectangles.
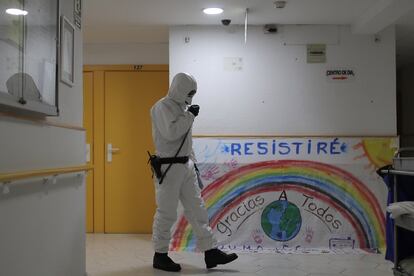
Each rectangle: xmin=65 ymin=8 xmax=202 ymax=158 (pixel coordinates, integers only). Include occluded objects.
xmin=107 ymin=143 xmax=120 ymax=162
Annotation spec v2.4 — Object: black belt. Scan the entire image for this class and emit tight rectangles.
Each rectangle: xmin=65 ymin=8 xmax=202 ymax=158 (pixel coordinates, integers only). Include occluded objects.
xmin=159 ymin=156 xmax=189 ymax=164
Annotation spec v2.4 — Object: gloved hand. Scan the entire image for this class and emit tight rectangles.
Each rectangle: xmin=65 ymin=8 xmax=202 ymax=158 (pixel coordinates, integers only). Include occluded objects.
xmin=188 ymin=105 xmax=200 ymax=117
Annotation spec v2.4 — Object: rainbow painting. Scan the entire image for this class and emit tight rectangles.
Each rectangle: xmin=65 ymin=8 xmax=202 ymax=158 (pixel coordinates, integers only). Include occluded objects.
xmin=170 ymin=160 xmax=386 ymax=252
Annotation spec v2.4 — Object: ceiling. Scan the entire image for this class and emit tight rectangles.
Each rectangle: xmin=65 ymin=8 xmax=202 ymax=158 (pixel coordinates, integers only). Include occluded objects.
xmin=83 ymin=0 xmax=414 ymax=66
xmin=84 ymin=0 xmax=379 ymax=27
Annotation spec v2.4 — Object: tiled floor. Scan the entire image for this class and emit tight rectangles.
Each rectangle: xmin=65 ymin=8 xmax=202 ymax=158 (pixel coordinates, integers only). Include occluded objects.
xmin=86 ymin=234 xmax=394 ymax=276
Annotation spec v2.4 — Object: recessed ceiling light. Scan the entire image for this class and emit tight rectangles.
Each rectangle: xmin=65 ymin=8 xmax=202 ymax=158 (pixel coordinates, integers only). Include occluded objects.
xmin=6 ymin=8 xmax=28 ymax=16
xmin=203 ymin=8 xmax=223 ymax=15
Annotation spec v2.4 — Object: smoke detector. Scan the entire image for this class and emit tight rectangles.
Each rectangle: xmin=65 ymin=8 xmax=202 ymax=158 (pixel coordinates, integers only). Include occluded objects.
xmin=274 ymin=1 xmax=287 ymax=9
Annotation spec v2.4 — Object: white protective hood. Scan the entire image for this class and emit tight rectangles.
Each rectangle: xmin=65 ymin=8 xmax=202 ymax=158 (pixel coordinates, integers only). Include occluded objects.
xmin=167 ymin=73 xmax=197 ymax=105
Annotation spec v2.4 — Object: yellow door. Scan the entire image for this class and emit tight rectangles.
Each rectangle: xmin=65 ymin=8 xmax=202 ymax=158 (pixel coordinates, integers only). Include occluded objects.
xmin=104 ymin=71 xmax=168 ymax=233
xmin=83 ymin=72 xmax=94 ymax=233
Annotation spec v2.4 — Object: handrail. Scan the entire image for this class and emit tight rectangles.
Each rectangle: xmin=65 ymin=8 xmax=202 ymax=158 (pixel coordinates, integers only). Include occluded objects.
xmin=0 ymin=165 xmax=93 ymax=183
xmin=395 ymin=148 xmax=414 ymax=158
xmin=381 ymin=169 xmax=414 ymax=177
xmin=0 ymin=111 xmax=86 ymax=131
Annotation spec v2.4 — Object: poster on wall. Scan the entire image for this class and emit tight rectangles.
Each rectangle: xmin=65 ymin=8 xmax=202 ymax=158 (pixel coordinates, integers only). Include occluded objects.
xmin=170 ymin=137 xmax=397 ymax=254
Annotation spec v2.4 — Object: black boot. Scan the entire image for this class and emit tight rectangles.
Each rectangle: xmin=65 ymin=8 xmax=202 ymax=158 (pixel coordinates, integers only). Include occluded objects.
xmin=204 ymin=248 xmax=238 ymax=269
xmin=153 ymin=252 xmax=181 ymax=272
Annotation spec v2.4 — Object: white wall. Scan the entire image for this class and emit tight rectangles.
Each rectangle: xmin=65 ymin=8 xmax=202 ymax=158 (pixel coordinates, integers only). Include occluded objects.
xmin=83 ymin=42 xmax=168 ymax=65
xmin=0 ymin=0 xmax=85 ymax=275
xmin=0 ymin=120 xmax=85 ymax=276
xmin=170 ymin=25 xmax=397 ymax=136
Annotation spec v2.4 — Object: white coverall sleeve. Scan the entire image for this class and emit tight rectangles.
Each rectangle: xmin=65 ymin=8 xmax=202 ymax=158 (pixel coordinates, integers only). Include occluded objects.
xmin=154 ymin=103 xmax=194 ymax=141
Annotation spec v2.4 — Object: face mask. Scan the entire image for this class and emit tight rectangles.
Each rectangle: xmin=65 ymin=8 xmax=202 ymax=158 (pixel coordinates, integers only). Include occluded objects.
xmin=185 ymin=90 xmax=196 ymax=105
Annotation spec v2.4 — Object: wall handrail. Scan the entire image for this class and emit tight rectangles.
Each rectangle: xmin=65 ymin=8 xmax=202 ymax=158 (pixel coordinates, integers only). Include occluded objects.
xmin=380 ymin=169 xmax=414 ymax=177
xmin=0 ymin=165 xmax=93 ymax=183
xmin=0 ymin=112 xmax=86 ymax=131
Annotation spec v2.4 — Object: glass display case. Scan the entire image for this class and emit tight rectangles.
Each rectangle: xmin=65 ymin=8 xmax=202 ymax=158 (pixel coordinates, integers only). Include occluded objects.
xmin=0 ymin=0 xmax=59 ymax=116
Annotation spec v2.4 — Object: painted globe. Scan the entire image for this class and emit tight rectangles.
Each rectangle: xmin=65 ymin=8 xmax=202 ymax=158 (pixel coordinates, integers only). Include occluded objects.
xmin=261 ymin=200 xmax=302 ymax=241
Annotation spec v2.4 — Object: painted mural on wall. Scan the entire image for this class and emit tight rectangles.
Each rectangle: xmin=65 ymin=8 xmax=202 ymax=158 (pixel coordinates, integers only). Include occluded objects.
xmin=170 ymin=137 xmax=397 ymax=253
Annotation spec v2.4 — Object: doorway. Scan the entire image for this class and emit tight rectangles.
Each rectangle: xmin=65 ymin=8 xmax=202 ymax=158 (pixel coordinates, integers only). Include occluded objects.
xmin=83 ymin=65 xmax=169 ymax=233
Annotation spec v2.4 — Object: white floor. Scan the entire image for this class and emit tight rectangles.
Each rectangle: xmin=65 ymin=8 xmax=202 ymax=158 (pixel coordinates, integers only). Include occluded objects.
xmin=86 ymin=234 xmax=394 ymax=276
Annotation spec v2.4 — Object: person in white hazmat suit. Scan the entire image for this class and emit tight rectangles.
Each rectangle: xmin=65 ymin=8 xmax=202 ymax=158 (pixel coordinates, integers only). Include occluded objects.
xmin=150 ymin=72 xmax=238 ymax=272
